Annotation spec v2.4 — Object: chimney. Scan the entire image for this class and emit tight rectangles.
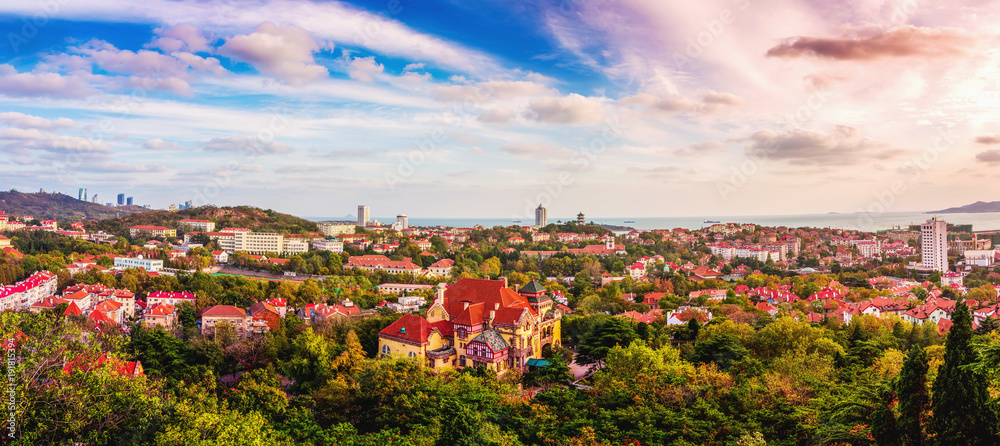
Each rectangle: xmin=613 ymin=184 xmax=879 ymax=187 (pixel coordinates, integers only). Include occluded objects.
xmin=463 ymin=302 xmax=470 ymax=310
xmin=434 ymin=285 xmax=446 ymax=306
xmin=514 ymin=284 xmax=520 ymax=292
xmin=500 ymin=276 xmax=508 ymax=288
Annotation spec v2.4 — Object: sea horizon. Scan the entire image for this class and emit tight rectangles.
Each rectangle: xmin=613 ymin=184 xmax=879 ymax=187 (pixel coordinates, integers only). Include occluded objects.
xmin=304 ymin=211 xmax=1000 ymax=233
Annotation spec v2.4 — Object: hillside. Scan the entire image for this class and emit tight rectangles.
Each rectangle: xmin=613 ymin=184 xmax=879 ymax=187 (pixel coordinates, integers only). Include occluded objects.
xmin=87 ymin=205 xmax=320 ymax=238
xmin=0 ymin=191 xmax=146 ymax=221
xmin=929 ymin=201 xmax=1000 ymax=213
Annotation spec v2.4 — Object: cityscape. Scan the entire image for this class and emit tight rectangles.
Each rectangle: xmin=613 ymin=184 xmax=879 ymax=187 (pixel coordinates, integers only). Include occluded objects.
xmin=4 ymin=0 xmax=1000 ymax=445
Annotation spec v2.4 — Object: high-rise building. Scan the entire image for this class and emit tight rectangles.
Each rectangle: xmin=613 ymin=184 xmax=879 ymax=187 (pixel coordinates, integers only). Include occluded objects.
xmin=78 ymin=188 xmax=87 ymax=201
xmin=184 ymin=200 xmax=193 ymax=210
xmin=577 ymin=212 xmax=585 ymax=224
xmin=358 ymin=205 xmax=370 ymax=227
xmin=117 ymin=193 xmax=125 ymax=206
xmin=921 ymin=217 xmax=948 ymax=272
xmin=535 ymin=204 xmax=547 ymax=227
xmin=127 ymin=196 xmax=134 ymax=205
xmin=396 ymin=214 xmax=408 ymax=230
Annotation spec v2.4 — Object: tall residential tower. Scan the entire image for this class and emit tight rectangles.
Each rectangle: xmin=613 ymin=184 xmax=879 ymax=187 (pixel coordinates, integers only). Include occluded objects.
xmin=535 ymin=204 xmax=547 ymax=227
xmin=921 ymin=217 xmax=948 ymax=273
xmin=358 ymin=205 xmax=370 ymax=227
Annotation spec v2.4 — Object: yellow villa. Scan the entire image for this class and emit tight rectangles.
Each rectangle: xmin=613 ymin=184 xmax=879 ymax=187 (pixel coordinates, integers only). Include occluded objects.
xmin=378 ymin=277 xmax=562 ymax=376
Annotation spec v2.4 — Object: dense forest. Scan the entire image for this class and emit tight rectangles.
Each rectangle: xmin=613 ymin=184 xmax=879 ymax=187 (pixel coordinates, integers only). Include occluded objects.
xmin=10 ymin=295 xmax=1000 ymax=445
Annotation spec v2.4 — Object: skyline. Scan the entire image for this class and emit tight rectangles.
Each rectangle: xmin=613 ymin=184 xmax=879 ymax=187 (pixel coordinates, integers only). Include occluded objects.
xmin=2 ymin=0 xmax=1000 ymax=218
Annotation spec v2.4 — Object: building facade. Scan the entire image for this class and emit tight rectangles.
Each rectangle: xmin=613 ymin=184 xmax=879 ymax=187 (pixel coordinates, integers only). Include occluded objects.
xmin=378 ymin=278 xmax=562 ymax=377
xmin=179 ymin=219 xmax=216 ymax=232
xmin=535 ymin=204 xmax=547 ymax=227
xmin=358 ymin=205 xmax=370 ymax=227
xmin=921 ymin=218 xmax=948 ymax=272
xmin=130 ymin=225 xmax=177 ymax=239
xmin=113 ymin=255 xmax=164 ymax=272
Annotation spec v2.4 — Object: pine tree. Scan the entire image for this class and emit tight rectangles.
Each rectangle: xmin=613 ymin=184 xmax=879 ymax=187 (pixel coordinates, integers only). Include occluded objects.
xmin=929 ymin=301 xmax=998 ymax=445
xmin=897 ymin=345 xmax=929 ymax=446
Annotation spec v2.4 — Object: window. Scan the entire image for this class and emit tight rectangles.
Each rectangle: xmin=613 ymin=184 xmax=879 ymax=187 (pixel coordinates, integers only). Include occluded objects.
xmin=460 ymin=355 xmax=466 ymax=366
xmin=382 ymin=344 xmax=391 ymax=356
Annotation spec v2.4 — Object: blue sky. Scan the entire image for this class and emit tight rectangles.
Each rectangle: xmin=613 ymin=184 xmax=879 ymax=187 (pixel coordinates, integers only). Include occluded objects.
xmin=1 ymin=0 xmax=999 ymax=219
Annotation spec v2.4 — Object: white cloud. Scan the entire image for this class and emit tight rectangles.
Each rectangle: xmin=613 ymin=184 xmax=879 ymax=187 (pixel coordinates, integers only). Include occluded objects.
xmin=347 ymin=56 xmax=384 ymax=83
xmin=498 ymin=142 xmax=571 ymax=159
xmin=434 ymin=80 xmax=555 ymax=102
xmin=0 ymin=127 xmax=112 ymax=154
xmin=143 ymin=138 xmax=181 ymax=150
xmin=527 ymin=94 xmax=605 ymax=124
xmin=83 ymin=161 xmax=169 ymax=173
xmin=219 ymin=22 xmax=328 ymax=86
xmin=150 ymin=24 xmax=211 ymax=53
xmin=404 ymin=62 xmax=426 ymax=71
xmin=203 ymin=135 xmax=294 ymax=154
xmin=478 ymin=107 xmax=515 ymax=124
xmin=0 ymin=112 xmax=75 ymax=130
xmin=0 ymin=64 xmax=94 ymax=98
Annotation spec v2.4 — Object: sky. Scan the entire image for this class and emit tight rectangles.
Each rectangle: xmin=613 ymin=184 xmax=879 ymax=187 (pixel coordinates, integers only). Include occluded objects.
xmin=1 ymin=0 xmax=999 ymax=220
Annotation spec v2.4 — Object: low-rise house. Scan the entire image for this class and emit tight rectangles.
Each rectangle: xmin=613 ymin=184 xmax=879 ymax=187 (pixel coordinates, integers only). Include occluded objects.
xmin=377 ymin=283 xmax=434 ymax=295
xmin=92 ymin=300 xmax=125 ymax=325
xmin=248 ymin=301 xmax=281 ymax=331
xmin=688 ymin=289 xmax=727 ymax=302
xmin=427 ymin=259 xmax=455 ymax=277
xmin=147 ymin=291 xmax=196 ymax=307
xmin=201 ymin=305 xmax=253 ymax=338
xmin=144 ymin=303 xmax=178 ymax=328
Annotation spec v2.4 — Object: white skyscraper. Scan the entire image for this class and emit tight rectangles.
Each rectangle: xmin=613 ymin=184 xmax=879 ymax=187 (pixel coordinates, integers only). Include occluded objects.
xmin=396 ymin=214 xmax=408 ymax=230
xmin=358 ymin=205 xmax=370 ymax=227
xmin=921 ymin=217 xmax=948 ymax=273
xmin=535 ymin=204 xmax=547 ymax=227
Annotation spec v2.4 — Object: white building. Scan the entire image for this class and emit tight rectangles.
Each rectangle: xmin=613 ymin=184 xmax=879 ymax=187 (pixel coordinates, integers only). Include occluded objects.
xmin=317 ymin=222 xmax=355 ymax=236
xmin=395 ymin=214 xmax=408 ymax=230
xmin=179 ymin=219 xmax=215 ymax=232
xmin=965 ymin=249 xmax=996 ymax=267
xmin=114 ymin=255 xmax=164 ymax=272
xmin=282 ymin=238 xmax=309 ymax=255
xmin=921 ymin=218 xmax=948 ymax=272
xmin=312 ymin=239 xmax=345 ymax=253
xmin=358 ymin=205 xmax=370 ymax=227
xmin=0 ymin=271 xmax=57 ymax=311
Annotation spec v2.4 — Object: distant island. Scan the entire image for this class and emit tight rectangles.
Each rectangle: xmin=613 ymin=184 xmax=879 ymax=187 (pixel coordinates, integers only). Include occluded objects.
xmin=929 ymin=201 xmax=1000 ymax=214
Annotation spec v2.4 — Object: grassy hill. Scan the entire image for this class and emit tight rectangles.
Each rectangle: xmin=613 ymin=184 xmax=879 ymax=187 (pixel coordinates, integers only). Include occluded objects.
xmin=87 ymin=205 xmax=320 ymax=238
xmin=0 ymin=191 xmax=146 ymax=221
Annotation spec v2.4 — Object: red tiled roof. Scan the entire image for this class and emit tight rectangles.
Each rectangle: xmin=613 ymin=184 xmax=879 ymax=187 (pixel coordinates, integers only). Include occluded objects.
xmin=202 ymin=305 xmax=247 ymax=317
xmin=380 ymin=314 xmax=433 ymax=345
xmin=63 ymin=302 xmax=82 ymax=316
xmin=443 ymin=278 xmax=537 ymax=319
xmin=89 ymin=311 xmax=116 ymax=326
xmin=146 ymin=303 xmax=176 ymax=316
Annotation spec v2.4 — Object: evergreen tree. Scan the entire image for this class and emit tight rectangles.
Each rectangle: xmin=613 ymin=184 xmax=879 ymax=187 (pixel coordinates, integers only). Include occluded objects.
xmin=897 ymin=345 xmax=929 ymax=446
xmin=930 ymin=301 xmax=998 ymax=445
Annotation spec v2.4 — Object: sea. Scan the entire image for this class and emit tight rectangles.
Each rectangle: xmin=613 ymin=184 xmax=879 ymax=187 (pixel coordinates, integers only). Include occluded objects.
xmin=306 ymin=211 xmax=1000 ymax=233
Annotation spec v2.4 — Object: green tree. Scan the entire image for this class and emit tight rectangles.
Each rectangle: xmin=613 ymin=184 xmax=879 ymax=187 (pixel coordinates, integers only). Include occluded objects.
xmin=576 ymin=317 xmax=637 ymax=367
xmin=897 ymin=345 xmax=929 ymax=446
xmin=930 ymin=301 xmax=998 ymax=445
